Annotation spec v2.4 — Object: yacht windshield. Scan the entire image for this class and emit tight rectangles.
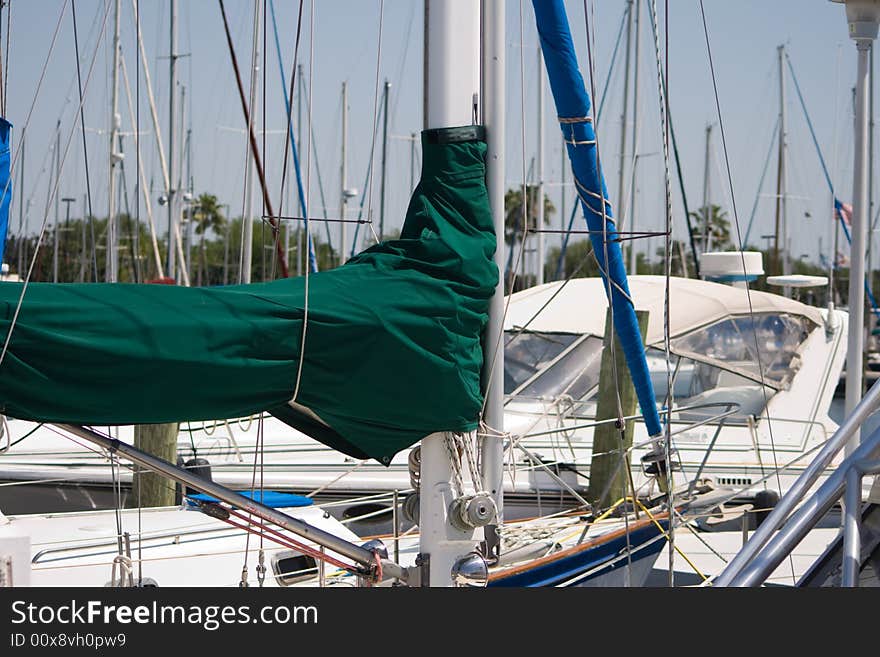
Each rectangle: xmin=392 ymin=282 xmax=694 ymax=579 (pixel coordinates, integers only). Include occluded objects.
xmin=647 ymin=349 xmax=771 ymax=423
xmin=670 ymin=313 xmax=814 ymax=387
xmin=504 ymin=331 xmax=602 ymax=400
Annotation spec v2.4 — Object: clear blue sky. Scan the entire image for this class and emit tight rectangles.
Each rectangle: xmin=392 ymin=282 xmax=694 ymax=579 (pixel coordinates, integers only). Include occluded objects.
xmin=2 ymin=0 xmax=867 ymax=270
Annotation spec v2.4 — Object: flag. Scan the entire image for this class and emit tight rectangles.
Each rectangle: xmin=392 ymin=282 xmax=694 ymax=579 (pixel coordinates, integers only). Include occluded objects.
xmin=835 ymin=198 xmax=852 ymax=227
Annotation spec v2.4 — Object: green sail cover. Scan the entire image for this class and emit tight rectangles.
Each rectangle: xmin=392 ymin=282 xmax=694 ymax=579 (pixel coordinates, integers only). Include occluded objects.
xmin=0 ymin=126 xmax=497 ymax=464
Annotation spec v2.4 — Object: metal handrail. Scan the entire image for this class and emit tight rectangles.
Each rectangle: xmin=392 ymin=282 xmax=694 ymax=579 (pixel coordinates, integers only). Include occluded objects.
xmin=520 ymin=401 xmax=745 ymax=443
xmin=55 ymin=424 xmax=405 ymax=582
xmin=715 ymin=375 xmax=880 ymax=586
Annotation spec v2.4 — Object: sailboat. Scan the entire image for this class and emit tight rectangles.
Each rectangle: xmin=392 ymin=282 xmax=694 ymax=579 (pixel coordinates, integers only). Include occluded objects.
xmin=0 ymin=0 xmax=723 ymax=588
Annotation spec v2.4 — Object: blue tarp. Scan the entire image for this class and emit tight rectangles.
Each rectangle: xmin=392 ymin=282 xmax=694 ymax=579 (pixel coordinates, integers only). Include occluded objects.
xmin=187 ymin=490 xmax=313 ymax=509
xmin=0 ymin=118 xmax=11 ymax=265
xmin=532 ymin=0 xmax=662 ymax=437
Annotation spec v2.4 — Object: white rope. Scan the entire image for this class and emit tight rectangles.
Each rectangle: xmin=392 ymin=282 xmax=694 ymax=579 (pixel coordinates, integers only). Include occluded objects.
xmin=290 ymin=0 xmax=317 ymax=405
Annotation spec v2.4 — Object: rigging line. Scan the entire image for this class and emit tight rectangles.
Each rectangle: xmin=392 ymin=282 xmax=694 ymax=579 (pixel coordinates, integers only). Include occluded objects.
xmin=387 ymin=0 xmax=415 ymax=130
xmin=299 ymin=71 xmax=336 ymax=260
xmin=584 ymin=0 xmax=634 ymax=579
xmin=237 ymin=0 xmax=260 ymax=285
xmin=595 ymin=1 xmax=630 ymax=125
xmin=786 ymin=51 xmax=880 ymax=314
xmin=269 ymin=0 xmax=315 ymax=276
xmin=646 ymin=0 xmax=676 ymax=585
xmin=697 ymin=0 xmax=793 ymax=584
xmin=0 ymin=0 xmax=111 ymax=371
xmin=743 ymin=117 xmax=780 ymax=247
xmin=217 ymin=0 xmax=288 ymax=278
xmin=555 ymin=200 xmax=580 ymax=279
xmin=288 ymin=0 xmax=315 ymax=406
xmin=0 ymin=0 xmax=67 ymax=229
xmin=262 ymin=0 xmax=267 ymax=282
xmin=118 ymin=49 xmax=163 ymax=278
xmin=363 ymin=0 xmax=385 ymax=250
xmin=642 ymin=2 xmax=698 ymax=278
xmin=2 ymin=0 xmax=10 ymax=118
xmin=480 ymin=0 xmax=538 ymax=421
xmin=3 ymin=0 xmax=9 ymax=116
xmin=72 ymin=0 xmax=99 ymax=282
xmin=348 ymin=108 xmax=382 ymax=259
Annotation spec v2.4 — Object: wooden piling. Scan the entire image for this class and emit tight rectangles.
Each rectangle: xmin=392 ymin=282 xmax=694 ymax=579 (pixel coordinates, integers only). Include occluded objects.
xmin=132 ymin=423 xmax=179 ymax=507
xmin=588 ymin=308 xmax=649 ymax=511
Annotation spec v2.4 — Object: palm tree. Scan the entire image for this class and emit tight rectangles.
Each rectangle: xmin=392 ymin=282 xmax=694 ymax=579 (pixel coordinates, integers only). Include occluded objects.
xmin=504 ymin=185 xmax=555 ymax=244
xmin=689 ymin=203 xmax=732 ymax=252
xmin=190 ymin=193 xmax=225 ymax=286
xmin=504 ymin=185 xmax=555 ymax=292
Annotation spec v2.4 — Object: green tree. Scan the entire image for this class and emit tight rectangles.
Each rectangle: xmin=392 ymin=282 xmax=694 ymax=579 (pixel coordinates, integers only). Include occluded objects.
xmin=189 ymin=193 xmax=225 ymax=286
xmin=689 ymin=203 xmax=732 ymax=251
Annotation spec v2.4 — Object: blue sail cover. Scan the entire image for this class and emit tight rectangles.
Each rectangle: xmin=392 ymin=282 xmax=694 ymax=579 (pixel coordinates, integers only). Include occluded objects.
xmin=0 ymin=119 xmax=10 ymax=265
xmin=532 ymin=0 xmax=662 ymax=437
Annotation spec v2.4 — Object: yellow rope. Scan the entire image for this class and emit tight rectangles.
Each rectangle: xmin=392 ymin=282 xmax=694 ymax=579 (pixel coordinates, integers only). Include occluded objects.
xmin=633 ymin=498 xmax=709 ymax=584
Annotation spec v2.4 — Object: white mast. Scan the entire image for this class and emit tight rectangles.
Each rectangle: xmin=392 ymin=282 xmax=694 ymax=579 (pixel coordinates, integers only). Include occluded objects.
xmin=480 ymin=0 xmax=505 ymax=563
xmin=536 ymin=47 xmax=545 ymax=285
xmin=240 ymin=0 xmax=260 ymax=284
xmin=838 ymin=0 xmax=880 ymax=455
xmin=615 ymin=0 xmax=634 ymax=246
xmin=53 ymin=121 xmax=60 ymax=283
xmin=107 ymin=0 xmax=121 ymax=282
xmin=167 ymin=0 xmax=178 ymax=280
xmin=778 ymin=44 xmax=791 ymax=292
xmin=702 ymin=123 xmax=712 ymax=254
xmin=627 ymin=0 xmax=641 ymax=275
xmin=419 ymin=0 xmax=485 ymax=587
xmin=339 ymin=81 xmax=349 ymax=264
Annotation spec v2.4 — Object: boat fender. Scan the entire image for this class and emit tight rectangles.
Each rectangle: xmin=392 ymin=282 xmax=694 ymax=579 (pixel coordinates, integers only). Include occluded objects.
xmin=183 ymin=457 xmax=213 ymax=496
xmin=753 ymin=489 xmax=779 ymax=527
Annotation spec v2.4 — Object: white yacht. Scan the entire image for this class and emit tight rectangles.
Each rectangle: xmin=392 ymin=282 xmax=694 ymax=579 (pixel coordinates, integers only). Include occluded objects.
xmin=0 ymin=275 xmax=857 ymax=520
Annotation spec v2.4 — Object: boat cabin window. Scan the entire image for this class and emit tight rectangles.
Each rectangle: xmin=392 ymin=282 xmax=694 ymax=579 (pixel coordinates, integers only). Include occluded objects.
xmin=504 ymin=331 xmax=578 ymax=394
xmin=670 ymin=313 xmax=814 ymax=387
xmin=504 ymin=331 xmax=603 ymax=400
xmin=271 ymin=550 xmax=318 ymax=586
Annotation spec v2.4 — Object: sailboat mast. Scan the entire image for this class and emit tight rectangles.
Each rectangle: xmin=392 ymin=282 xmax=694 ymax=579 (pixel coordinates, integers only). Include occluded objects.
xmin=17 ymin=134 xmax=23 ymax=277
xmin=702 ymin=123 xmax=712 ymax=253
xmin=240 ymin=1 xmax=260 ymax=285
xmin=844 ymin=0 xmax=879 ymax=455
xmin=297 ymin=64 xmax=303 ymax=276
xmin=380 ymin=80 xmax=390 ymax=239
xmin=536 ymin=47 xmax=545 ymax=285
xmin=167 ymin=0 xmax=178 ymax=280
xmin=340 ymin=81 xmax=348 ymax=264
xmin=627 ymin=0 xmax=640 ymax=275
xmin=53 ymin=121 xmax=60 ymax=283
xmin=481 ymin=0 xmax=506 ymax=561
xmin=773 ymin=44 xmax=787 ymax=276
xmin=107 ymin=0 xmax=121 ymax=283
xmin=780 ymin=45 xmax=791 ymax=282
xmin=615 ymin=0 xmax=633 ymax=239
xmin=420 ymin=0 xmax=484 ymax=587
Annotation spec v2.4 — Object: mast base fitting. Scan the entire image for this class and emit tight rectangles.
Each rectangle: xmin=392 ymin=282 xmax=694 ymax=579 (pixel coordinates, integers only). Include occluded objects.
xmin=640 ymin=451 xmax=679 ymax=477
xmin=451 ymin=552 xmax=489 ymax=588
xmin=449 ymin=493 xmax=497 ymax=531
